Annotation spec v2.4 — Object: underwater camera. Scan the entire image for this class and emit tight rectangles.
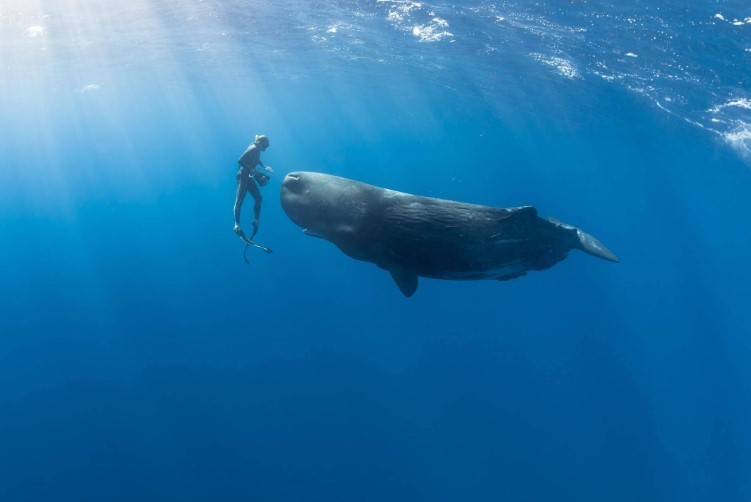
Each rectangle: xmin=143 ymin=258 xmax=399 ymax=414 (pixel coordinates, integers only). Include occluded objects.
xmin=252 ymin=170 xmax=270 ymax=186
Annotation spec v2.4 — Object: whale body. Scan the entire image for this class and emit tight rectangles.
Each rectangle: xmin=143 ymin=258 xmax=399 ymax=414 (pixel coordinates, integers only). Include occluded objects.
xmin=280 ymin=171 xmax=619 ymax=297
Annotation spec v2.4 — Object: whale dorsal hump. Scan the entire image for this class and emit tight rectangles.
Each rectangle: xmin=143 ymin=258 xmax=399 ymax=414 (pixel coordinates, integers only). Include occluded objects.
xmin=389 ymin=268 xmax=418 ymax=297
xmin=503 ymin=205 xmax=538 ymax=221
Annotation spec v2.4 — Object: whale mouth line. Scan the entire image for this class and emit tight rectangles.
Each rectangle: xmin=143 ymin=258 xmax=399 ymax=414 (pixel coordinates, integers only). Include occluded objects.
xmin=303 ymin=229 xmax=324 ymax=239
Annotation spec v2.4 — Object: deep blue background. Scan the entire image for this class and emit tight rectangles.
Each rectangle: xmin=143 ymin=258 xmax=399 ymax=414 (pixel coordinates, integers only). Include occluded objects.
xmin=1 ymin=1 xmax=750 ymax=500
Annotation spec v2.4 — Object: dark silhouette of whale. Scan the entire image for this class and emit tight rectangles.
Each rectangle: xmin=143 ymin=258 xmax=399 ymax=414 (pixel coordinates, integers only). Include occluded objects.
xmin=280 ymin=171 xmax=619 ymax=297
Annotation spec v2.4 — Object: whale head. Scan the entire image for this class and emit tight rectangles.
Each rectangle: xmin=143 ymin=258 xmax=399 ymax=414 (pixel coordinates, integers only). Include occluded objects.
xmin=281 ymin=171 xmax=370 ymax=244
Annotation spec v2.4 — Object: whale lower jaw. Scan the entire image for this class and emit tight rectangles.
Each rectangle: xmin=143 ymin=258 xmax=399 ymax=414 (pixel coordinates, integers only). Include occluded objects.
xmin=426 ymin=262 xmax=530 ymax=281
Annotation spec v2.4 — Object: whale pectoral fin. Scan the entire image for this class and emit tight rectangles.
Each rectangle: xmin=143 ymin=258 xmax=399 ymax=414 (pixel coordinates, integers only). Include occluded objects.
xmin=389 ymin=268 xmax=418 ymax=297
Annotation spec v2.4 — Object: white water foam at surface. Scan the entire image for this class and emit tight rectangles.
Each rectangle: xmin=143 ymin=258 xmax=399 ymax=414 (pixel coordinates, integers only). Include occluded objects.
xmin=709 ymin=98 xmax=751 ymax=113
xmin=76 ymin=84 xmax=101 ymax=93
xmin=723 ymin=124 xmax=751 ymax=158
xmin=412 ymin=18 xmax=452 ymax=43
xmin=379 ymin=0 xmax=453 ymax=43
xmin=713 ymin=13 xmax=751 ymax=25
xmin=25 ymin=25 xmax=46 ymax=38
xmin=530 ymin=53 xmax=580 ymax=79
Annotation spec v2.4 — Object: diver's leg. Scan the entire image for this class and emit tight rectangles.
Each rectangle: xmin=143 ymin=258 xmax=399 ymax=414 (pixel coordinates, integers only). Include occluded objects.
xmin=233 ymin=178 xmax=248 ymax=234
xmin=247 ymin=181 xmax=262 ymax=239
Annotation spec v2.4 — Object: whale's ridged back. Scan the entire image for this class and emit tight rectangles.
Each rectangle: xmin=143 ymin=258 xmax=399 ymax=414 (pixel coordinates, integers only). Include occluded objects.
xmin=372 ymin=192 xmax=541 ymax=276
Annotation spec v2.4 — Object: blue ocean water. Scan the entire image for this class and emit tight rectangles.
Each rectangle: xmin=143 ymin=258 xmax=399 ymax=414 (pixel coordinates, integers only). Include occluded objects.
xmin=1 ymin=1 xmax=750 ymax=500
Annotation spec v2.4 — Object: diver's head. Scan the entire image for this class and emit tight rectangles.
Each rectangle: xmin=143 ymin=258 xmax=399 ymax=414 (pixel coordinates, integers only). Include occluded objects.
xmin=254 ymin=134 xmax=270 ymax=150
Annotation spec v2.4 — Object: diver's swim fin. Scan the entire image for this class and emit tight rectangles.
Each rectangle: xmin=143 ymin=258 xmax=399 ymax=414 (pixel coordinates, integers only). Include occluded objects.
xmin=242 ymin=239 xmax=273 ymax=253
xmin=235 ymin=228 xmax=273 ymax=264
xmin=243 ymin=242 xmax=272 ymax=263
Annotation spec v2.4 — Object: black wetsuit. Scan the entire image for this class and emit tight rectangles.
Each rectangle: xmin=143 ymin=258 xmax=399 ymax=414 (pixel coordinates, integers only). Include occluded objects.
xmin=237 ymin=143 xmax=262 ymax=180
xmin=234 ymin=143 xmax=265 ymax=235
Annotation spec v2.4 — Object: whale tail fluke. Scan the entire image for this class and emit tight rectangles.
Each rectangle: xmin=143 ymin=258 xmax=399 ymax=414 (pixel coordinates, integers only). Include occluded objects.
xmin=547 ymin=217 xmax=620 ymax=264
xmin=575 ymin=229 xmax=620 ymax=263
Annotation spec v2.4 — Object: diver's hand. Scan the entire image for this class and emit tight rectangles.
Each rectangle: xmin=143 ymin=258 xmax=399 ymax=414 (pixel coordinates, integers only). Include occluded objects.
xmin=263 ymin=165 xmax=274 ymax=173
